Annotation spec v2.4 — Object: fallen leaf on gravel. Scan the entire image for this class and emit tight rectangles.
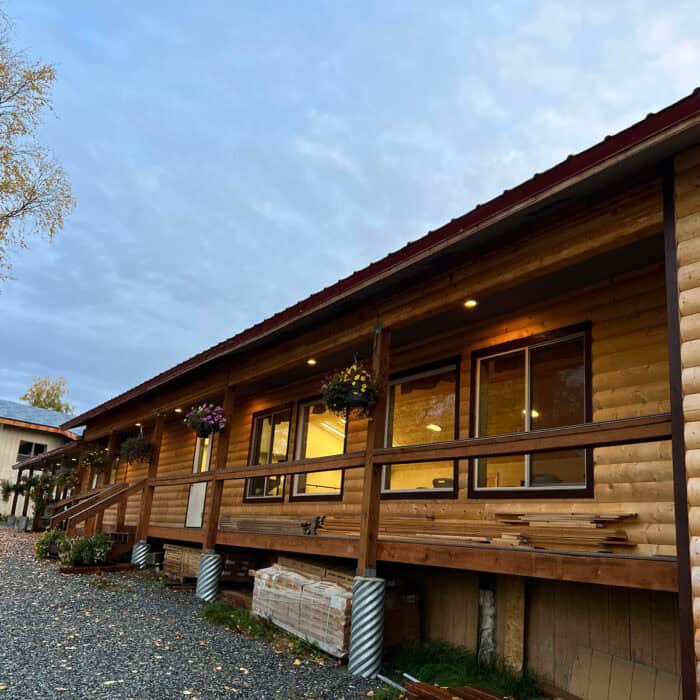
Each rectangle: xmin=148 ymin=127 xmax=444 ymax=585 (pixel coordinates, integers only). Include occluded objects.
xmin=0 ymin=684 xmax=8 ymax=691
xmin=293 ymin=658 xmax=302 ymax=666
xmin=239 ymin=667 xmax=249 ymax=675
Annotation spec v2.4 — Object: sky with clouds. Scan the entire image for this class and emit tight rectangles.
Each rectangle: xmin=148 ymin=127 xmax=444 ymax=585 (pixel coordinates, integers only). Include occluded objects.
xmin=1 ymin=0 xmax=699 ymax=414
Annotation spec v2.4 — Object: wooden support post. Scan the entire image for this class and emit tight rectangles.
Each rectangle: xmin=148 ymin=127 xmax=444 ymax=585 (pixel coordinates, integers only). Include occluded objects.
xmin=356 ymin=325 xmax=391 ymax=577
xmin=21 ymin=469 xmax=34 ymax=517
xmin=135 ymin=413 xmax=165 ymax=541
xmin=10 ymin=468 xmax=23 ymax=516
xmin=95 ymin=432 xmax=118 ymax=534
xmin=497 ymin=575 xmax=526 ymax=673
xmin=203 ymin=386 xmax=235 ymax=550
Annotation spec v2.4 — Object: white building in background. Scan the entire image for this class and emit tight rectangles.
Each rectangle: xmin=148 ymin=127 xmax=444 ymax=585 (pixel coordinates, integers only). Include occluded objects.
xmin=0 ymin=399 xmax=78 ymax=517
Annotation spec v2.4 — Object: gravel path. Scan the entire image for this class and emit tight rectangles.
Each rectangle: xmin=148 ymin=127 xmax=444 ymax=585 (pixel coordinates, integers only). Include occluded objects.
xmin=0 ymin=530 xmax=380 ymax=699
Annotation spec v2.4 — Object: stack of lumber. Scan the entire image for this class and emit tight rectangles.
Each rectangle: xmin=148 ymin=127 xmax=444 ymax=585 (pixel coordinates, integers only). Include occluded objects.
xmin=219 ymin=514 xmax=321 ymax=536
xmin=252 ymin=564 xmax=352 ymax=657
xmin=317 ymin=512 xmax=637 ymax=553
xmin=163 ymin=544 xmax=201 ymax=580
xmin=276 ymin=555 xmax=354 ymax=588
xmin=404 ymin=680 xmax=511 ymax=699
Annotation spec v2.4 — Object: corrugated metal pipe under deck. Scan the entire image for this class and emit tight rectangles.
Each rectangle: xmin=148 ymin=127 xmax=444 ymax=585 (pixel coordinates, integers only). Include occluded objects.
xmin=348 ymin=576 xmax=385 ymax=679
xmin=195 ymin=550 xmax=223 ymax=603
xmin=131 ymin=539 xmax=150 ymax=568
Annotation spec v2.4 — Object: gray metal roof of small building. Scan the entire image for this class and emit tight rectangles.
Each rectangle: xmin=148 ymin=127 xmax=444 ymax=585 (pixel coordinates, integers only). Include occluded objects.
xmin=0 ymin=398 xmax=76 ymax=430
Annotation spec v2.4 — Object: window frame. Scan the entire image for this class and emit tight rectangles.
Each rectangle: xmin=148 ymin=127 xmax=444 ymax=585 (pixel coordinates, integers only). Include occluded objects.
xmin=243 ymin=403 xmax=292 ymax=503
xmin=16 ymin=440 xmax=47 ymax=462
xmin=192 ymin=435 xmax=214 ymax=474
xmin=381 ymin=358 xmax=460 ymax=500
xmin=290 ymin=395 xmax=347 ymax=502
xmin=467 ymin=322 xmax=593 ymax=500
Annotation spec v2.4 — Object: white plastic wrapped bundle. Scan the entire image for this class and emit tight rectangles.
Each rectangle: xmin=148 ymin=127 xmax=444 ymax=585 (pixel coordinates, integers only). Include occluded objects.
xmin=252 ymin=565 xmax=352 ymax=657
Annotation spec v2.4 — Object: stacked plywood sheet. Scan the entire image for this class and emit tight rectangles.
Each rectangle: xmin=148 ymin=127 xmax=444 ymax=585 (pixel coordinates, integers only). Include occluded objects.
xmin=219 ymin=514 xmax=321 ymax=536
xmin=252 ymin=565 xmax=352 ymax=657
xmin=317 ymin=512 xmax=636 ymax=553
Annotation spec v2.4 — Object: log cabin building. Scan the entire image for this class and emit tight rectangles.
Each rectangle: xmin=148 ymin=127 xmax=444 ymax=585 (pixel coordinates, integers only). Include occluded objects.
xmin=18 ymin=89 xmax=700 ymax=698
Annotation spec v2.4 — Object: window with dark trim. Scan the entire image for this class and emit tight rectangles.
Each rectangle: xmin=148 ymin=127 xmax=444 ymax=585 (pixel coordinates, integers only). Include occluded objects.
xmin=292 ymin=398 xmax=345 ymax=500
xmin=245 ymin=405 xmax=291 ymax=500
xmin=382 ymin=361 xmax=459 ymax=497
xmin=16 ymin=440 xmax=47 ymax=462
xmin=469 ymin=324 xmax=592 ymax=497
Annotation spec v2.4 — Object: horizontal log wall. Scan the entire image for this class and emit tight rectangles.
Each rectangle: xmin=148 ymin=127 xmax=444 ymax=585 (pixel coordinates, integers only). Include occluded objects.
xmin=674 ymin=146 xmax=700 ymax=695
xmin=84 ymin=175 xmax=672 ymax=560
xmin=214 ymin=263 xmax=671 ymax=555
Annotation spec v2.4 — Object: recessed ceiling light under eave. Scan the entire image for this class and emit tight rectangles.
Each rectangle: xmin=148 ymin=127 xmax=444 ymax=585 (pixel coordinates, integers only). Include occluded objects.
xmin=464 ymin=299 xmax=478 ymax=309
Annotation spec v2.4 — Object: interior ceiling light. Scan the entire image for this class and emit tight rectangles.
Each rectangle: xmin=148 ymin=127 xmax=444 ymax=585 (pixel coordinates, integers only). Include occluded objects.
xmin=426 ymin=423 xmax=443 ymax=432
xmin=306 ymin=358 xmax=317 ymax=366
xmin=464 ymin=299 xmax=478 ymax=309
xmin=135 ymin=422 xmax=142 ymax=427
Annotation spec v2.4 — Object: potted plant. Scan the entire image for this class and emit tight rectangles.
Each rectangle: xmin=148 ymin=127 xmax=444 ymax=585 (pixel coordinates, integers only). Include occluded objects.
xmin=120 ymin=435 xmax=153 ymax=463
xmin=322 ymin=359 xmax=381 ymax=417
xmin=35 ymin=528 xmax=68 ymax=559
xmin=184 ymin=403 xmax=226 ymax=438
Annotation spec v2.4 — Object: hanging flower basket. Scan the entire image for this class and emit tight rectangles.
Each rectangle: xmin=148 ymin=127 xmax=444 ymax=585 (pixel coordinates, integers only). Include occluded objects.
xmin=322 ymin=360 xmax=381 ymax=418
xmin=185 ymin=403 xmax=226 ymax=438
xmin=120 ymin=435 xmax=153 ymax=463
xmin=80 ymin=448 xmax=108 ymax=472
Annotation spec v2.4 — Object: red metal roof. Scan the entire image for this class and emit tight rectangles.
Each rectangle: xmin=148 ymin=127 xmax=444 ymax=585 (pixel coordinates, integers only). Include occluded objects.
xmin=63 ymin=87 xmax=700 ymax=430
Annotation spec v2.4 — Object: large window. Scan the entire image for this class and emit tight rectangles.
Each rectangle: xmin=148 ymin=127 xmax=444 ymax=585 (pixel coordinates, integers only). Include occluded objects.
xmin=245 ymin=406 xmax=291 ymax=500
xmin=471 ymin=326 xmax=590 ymax=495
xmin=382 ymin=363 xmax=458 ymax=495
xmin=292 ymin=399 xmax=345 ymax=499
xmin=16 ymin=440 xmax=47 ymax=462
xmin=192 ymin=436 xmax=213 ymax=473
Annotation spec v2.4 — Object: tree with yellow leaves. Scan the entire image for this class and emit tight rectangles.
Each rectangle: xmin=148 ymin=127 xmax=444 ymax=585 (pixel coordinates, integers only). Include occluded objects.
xmin=0 ymin=14 xmax=74 ymax=278
xmin=20 ymin=376 xmax=74 ymax=414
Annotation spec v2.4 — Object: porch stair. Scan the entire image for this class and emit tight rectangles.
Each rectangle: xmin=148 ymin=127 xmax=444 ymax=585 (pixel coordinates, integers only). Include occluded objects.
xmin=64 ymin=479 xmax=147 ymax=530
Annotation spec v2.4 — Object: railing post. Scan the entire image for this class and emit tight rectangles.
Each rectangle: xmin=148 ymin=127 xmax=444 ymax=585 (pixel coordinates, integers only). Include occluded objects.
xmin=203 ymin=385 xmax=235 ymax=551
xmin=21 ymin=469 xmax=34 ymax=518
xmin=10 ymin=468 xmax=22 ymax=516
xmin=356 ymin=325 xmax=391 ymax=577
xmin=95 ymin=432 xmax=118 ymax=534
xmin=135 ymin=413 xmax=165 ymax=542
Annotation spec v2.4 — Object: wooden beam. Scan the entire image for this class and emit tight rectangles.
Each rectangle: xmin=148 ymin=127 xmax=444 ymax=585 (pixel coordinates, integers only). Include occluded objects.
xmin=150 ymin=452 xmax=366 ymax=486
xmin=376 ymin=540 xmax=677 ymax=592
xmin=357 ymin=325 xmax=391 ymax=576
xmin=203 ymin=386 xmax=236 ymax=550
xmin=215 ymin=529 xmax=679 ymax=592
xmin=10 ymin=468 xmax=22 ymax=516
xmin=147 ymin=525 xmax=205 ymax=544
xmin=21 ymin=469 xmax=33 ymax=517
xmin=95 ymin=432 xmax=118 ymax=533
xmin=215 ymin=530 xmax=360 ymax=558
xmin=135 ymin=414 xmax=166 ymax=541
xmin=373 ymin=413 xmax=672 ymax=464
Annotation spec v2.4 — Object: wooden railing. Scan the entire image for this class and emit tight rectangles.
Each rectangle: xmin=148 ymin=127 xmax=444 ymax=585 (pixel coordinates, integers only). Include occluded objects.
xmin=50 ymin=483 xmax=126 ymax=526
xmin=145 ymin=413 xmax=671 ymax=487
xmin=64 ymin=479 xmax=147 ymax=530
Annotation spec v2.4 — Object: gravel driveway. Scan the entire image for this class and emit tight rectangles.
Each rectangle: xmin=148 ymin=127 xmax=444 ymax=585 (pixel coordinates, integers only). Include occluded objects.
xmin=0 ymin=530 xmax=379 ymax=699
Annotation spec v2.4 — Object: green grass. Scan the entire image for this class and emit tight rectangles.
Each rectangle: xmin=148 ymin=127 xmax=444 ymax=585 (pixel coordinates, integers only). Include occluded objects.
xmin=371 ymin=687 xmax=402 ymax=700
xmin=202 ymin=601 xmax=277 ymax=641
xmin=387 ymin=641 xmax=540 ymax=700
xmin=201 ymin=602 xmax=331 ymax=663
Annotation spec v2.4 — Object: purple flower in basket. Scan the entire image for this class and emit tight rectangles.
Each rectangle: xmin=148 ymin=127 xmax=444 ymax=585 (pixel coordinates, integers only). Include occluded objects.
xmin=184 ymin=403 xmax=227 ymax=436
